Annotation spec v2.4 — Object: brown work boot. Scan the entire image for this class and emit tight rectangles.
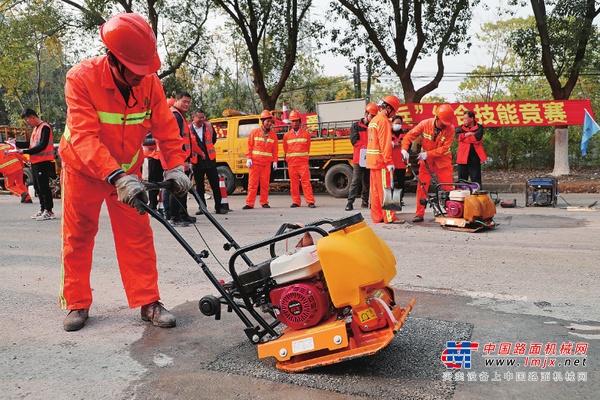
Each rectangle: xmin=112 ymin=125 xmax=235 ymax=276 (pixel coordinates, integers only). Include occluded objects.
xmin=63 ymin=309 xmax=89 ymax=332
xmin=141 ymin=301 xmax=176 ymax=328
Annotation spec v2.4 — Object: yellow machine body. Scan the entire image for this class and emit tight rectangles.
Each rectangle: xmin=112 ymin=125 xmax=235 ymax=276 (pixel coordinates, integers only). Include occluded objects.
xmin=257 ymin=219 xmax=415 ymax=372
xmin=463 ymin=192 xmax=496 ymax=223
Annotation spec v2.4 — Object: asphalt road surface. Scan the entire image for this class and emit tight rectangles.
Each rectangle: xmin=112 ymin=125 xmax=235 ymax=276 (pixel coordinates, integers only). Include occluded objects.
xmin=1 ymin=188 xmax=599 ymax=399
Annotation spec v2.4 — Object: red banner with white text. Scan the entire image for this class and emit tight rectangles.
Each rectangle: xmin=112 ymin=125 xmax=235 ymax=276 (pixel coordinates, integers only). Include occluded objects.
xmin=396 ymin=100 xmax=594 ymax=128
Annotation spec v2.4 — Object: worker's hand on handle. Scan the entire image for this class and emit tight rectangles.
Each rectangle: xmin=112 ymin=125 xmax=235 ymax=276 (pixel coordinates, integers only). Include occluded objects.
xmin=163 ymin=165 xmax=192 ymax=196
xmin=246 ymin=158 xmax=252 ymax=168
xmin=417 ymin=152 xmax=428 ymax=161
xmin=115 ymin=175 xmax=148 ymax=215
xmin=401 ymin=149 xmax=409 ymax=163
xmin=272 ymin=161 xmax=278 ymax=171
xmin=386 ymin=165 xmax=394 ymax=174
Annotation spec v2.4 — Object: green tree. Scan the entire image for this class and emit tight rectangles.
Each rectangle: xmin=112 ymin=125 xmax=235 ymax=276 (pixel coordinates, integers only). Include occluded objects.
xmin=0 ymin=0 xmax=67 ymax=129
xmin=212 ymin=0 xmax=323 ymax=111
xmin=58 ymin=0 xmax=212 ymax=80
xmin=509 ymin=0 xmax=600 ymax=175
xmin=329 ymin=0 xmax=478 ymax=103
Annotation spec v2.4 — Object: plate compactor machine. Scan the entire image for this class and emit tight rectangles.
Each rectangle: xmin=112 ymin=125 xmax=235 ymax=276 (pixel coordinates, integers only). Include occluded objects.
xmin=408 ymin=162 xmax=497 ymax=232
xmin=143 ymin=183 xmax=415 ymax=372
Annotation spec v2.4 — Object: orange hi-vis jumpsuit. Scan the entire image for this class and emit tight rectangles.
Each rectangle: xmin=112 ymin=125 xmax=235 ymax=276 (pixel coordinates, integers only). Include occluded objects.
xmin=59 ymin=55 xmax=186 ymax=311
xmin=366 ymin=113 xmax=397 ymax=223
xmin=0 ymin=143 xmax=29 ymax=200
xmin=245 ymin=126 xmax=278 ymax=207
xmin=401 ymin=118 xmax=455 ymax=218
xmin=283 ymin=128 xmax=314 ymax=206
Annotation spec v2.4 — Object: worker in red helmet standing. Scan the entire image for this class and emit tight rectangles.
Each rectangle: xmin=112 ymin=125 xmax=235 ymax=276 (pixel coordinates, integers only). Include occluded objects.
xmin=401 ymin=104 xmax=456 ymax=223
xmin=243 ymin=110 xmax=279 ymax=209
xmin=283 ymin=110 xmax=315 ymax=208
xmin=366 ymin=95 xmax=405 ymax=224
xmin=59 ymin=13 xmax=191 ymax=332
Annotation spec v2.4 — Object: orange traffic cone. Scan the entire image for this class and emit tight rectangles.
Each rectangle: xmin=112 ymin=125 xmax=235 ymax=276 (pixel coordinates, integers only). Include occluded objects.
xmin=282 ymin=101 xmax=290 ymax=124
xmin=219 ymin=176 xmax=230 ymax=211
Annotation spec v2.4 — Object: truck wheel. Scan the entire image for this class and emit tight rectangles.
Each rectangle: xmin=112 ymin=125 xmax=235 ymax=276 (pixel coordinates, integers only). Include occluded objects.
xmin=217 ymin=166 xmax=236 ymax=195
xmin=324 ymin=163 xmax=352 ymax=198
xmin=23 ymin=167 xmax=34 ymax=187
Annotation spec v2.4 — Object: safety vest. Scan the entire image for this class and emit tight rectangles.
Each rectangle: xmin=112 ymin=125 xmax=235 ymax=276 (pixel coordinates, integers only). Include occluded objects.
xmin=29 ymin=121 xmax=54 ymax=164
xmin=350 ymin=119 xmax=369 ymax=164
xmin=60 ymin=55 xmax=186 ymax=181
xmin=366 ymin=113 xmax=393 ymax=169
xmin=245 ymin=127 xmax=278 ymax=166
xmin=171 ymin=106 xmax=194 ymax=163
xmin=283 ymin=128 xmax=311 ymax=165
xmin=189 ymin=122 xmax=216 ymax=161
xmin=0 ymin=143 xmax=24 ymax=175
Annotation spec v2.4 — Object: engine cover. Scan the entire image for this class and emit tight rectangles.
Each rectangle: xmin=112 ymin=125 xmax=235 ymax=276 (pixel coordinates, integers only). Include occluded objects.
xmin=445 ymin=200 xmax=464 ymax=218
xmin=270 ymin=280 xmax=331 ymax=330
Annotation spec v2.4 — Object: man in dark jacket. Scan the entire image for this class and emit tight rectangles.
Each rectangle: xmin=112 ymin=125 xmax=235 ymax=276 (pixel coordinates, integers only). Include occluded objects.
xmin=190 ymin=109 xmax=227 ymax=214
xmin=345 ymin=102 xmax=378 ymax=211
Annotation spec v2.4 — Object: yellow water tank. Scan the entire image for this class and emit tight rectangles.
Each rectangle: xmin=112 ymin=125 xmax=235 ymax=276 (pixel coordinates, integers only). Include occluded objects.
xmin=316 ymin=217 xmax=396 ymax=308
xmin=463 ymin=192 xmax=496 ymax=222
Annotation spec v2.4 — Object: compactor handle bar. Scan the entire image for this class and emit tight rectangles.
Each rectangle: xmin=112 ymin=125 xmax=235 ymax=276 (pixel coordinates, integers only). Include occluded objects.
xmin=142 ymin=181 xmax=253 ymax=267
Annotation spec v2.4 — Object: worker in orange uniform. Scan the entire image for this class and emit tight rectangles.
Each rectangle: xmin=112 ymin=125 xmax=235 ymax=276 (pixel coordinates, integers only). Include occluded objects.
xmin=401 ymin=104 xmax=456 ymax=223
xmin=243 ymin=110 xmax=279 ymax=209
xmin=0 ymin=141 xmax=32 ymax=203
xmin=59 ymin=13 xmax=191 ymax=332
xmin=283 ymin=110 xmax=315 ymax=208
xmin=366 ymin=95 xmax=404 ymax=224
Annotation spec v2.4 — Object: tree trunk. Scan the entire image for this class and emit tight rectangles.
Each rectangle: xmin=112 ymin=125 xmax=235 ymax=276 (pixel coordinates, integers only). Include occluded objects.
xmin=552 ymin=127 xmax=569 ymax=175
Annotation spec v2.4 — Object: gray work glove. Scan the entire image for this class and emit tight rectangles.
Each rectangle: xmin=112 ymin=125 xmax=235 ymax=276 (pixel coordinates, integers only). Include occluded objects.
xmin=115 ymin=175 xmax=148 ymax=215
xmin=163 ymin=165 xmax=192 ymax=196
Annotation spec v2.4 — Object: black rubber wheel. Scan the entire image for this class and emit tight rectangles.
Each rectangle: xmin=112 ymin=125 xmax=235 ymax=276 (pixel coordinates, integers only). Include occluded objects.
xmin=324 ymin=163 xmax=353 ymax=198
xmin=23 ymin=167 xmax=34 ymax=187
xmin=217 ymin=165 xmax=236 ymax=195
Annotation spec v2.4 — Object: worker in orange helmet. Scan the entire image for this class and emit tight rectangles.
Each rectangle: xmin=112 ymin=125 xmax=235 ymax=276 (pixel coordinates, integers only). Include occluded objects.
xmin=243 ymin=110 xmax=279 ymax=209
xmin=283 ymin=110 xmax=315 ymax=208
xmin=366 ymin=95 xmax=405 ymax=224
xmin=0 ymin=141 xmax=32 ymax=203
xmin=59 ymin=13 xmax=191 ymax=332
xmin=401 ymin=103 xmax=456 ymax=222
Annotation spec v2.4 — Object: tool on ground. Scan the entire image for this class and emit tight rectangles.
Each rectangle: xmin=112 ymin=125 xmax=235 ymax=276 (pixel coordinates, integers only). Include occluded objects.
xmin=143 ymin=182 xmax=415 ymax=372
xmin=382 ymin=174 xmax=402 ymax=211
xmin=407 ymin=162 xmax=497 ymax=232
xmin=500 ymin=199 xmax=517 ymax=208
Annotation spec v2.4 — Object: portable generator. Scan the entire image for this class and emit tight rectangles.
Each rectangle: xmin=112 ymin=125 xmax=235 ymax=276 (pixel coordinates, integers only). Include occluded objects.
xmin=525 ymin=177 xmax=558 ymax=207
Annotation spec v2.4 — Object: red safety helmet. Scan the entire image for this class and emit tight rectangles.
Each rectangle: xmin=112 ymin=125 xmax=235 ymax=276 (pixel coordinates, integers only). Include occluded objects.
xmin=166 ymin=97 xmax=175 ymax=107
xmin=381 ymin=95 xmax=401 ymax=112
xmin=365 ymin=102 xmax=379 ymax=116
xmin=100 ymin=13 xmax=161 ymax=76
xmin=260 ymin=110 xmax=274 ymax=120
xmin=436 ymin=104 xmax=455 ymax=125
xmin=289 ymin=110 xmax=302 ymax=121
